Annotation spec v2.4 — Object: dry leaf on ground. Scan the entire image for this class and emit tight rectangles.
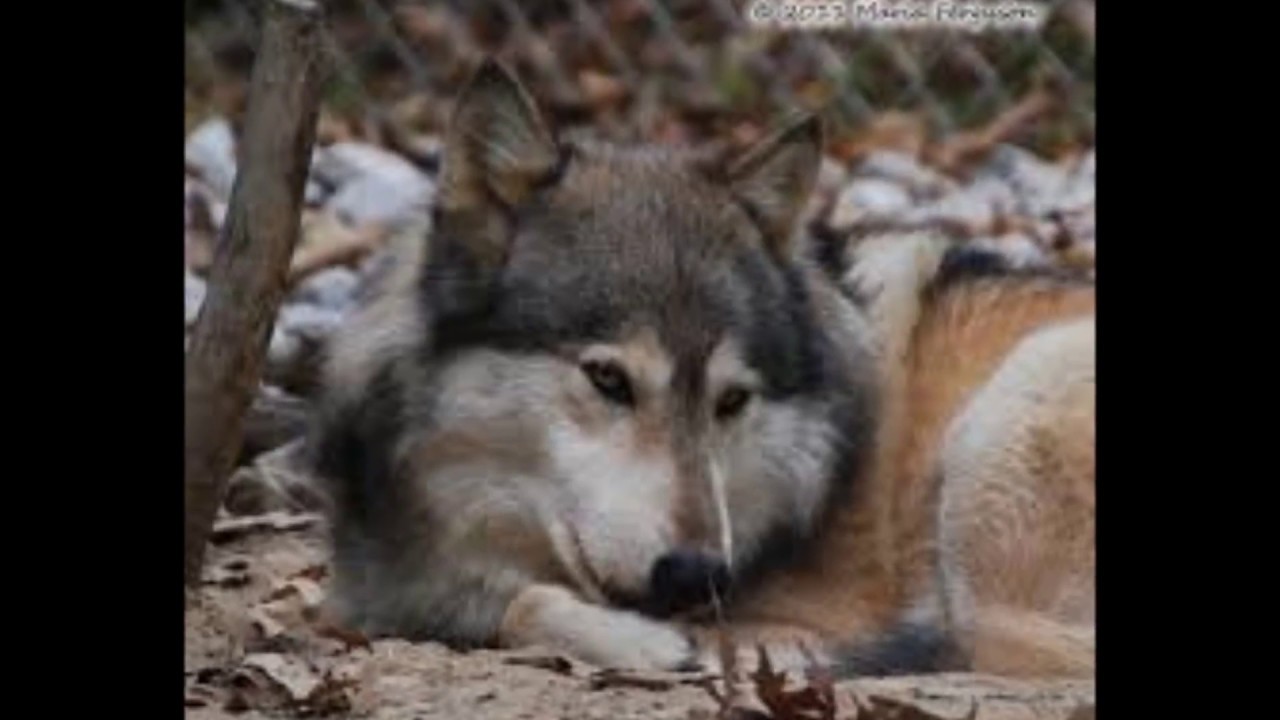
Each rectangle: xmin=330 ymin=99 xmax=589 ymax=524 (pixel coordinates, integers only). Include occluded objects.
xmin=503 ymin=653 xmax=576 ymax=676
xmin=746 ymin=645 xmax=837 ymax=720
xmin=852 ymin=693 xmax=977 ymax=720
xmin=222 ymin=652 xmax=357 ymax=716
xmin=311 ymin=617 xmax=372 ymax=652
xmin=588 ymin=667 xmax=716 ymax=692
xmin=201 ymin=556 xmax=252 ymax=588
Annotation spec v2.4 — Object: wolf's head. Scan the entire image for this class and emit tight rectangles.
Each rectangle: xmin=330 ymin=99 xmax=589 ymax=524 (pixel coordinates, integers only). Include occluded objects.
xmin=325 ymin=60 xmax=878 ymax=622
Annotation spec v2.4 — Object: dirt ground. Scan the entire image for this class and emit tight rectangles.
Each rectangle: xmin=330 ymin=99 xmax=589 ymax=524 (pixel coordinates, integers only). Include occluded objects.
xmin=184 ymin=515 xmax=1095 ymax=720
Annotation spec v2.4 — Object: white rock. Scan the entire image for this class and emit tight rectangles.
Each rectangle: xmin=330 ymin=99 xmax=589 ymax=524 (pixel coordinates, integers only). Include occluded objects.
xmin=1055 ymin=150 xmax=1096 ymax=214
xmin=185 ymin=117 xmax=238 ymax=200
xmin=185 ymin=272 xmax=207 ymax=327
xmin=904 ymin=177 xmax=1014 ymax=229
xmin=326 ymin=172 xmax=435 ymax=229
xmin=304 ymin=179 xmax=326 ymax=205
xmin=1066 ymin=210 xmax=1095 ymax=244
xmin=278 ymin=303 xmax=346 ymax=343
xmin=966 ymin=176 xmax=1021 ymax=210
xmin=971 ymin=234 xmax=1051 ymax=269
xmin=310 ymin=142 xmax=427 ymax=189
xmin=1075 ymin=149 xmax=1095 ymax=184
xmin=979 ymin=145 xmax=1069 ymax=216
xmin=854 ymin=150 xmax=955 ymax=198
xmin=267 ymin=325 xmax=301 ymax=368
xmin=292 ymin=267 xmax=359 ymax=310
xmin=311 ymin=142 xmax=436 ymax=229
xmin=829 ymin=178 xmax=913 ymax=230
xmin=185 ymin=178 xmax=227 ymax=231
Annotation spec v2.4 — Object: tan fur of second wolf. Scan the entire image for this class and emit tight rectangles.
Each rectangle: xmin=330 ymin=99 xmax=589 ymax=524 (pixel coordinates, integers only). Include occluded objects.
xmin=700 ymin=234 xmax=1095 ymax=678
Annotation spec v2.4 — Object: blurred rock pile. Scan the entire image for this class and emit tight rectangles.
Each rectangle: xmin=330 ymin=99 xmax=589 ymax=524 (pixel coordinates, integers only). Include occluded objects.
xmin=811 ymin=144 xmax=1095 ymax=275
xmin=185 ymin=115 xmax=437 ymax=392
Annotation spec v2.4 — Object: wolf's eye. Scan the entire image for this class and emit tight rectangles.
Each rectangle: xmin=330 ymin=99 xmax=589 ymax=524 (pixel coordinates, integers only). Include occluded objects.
xmin=582 ymin=360 xmax=634 ymax=407
xmin=715 ymin=387 xmax=752 ymax=421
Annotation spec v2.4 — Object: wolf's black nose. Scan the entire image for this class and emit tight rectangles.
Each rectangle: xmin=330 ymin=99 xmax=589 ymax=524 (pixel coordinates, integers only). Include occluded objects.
xmin=648 ymin=550 xmax=731 ymax=617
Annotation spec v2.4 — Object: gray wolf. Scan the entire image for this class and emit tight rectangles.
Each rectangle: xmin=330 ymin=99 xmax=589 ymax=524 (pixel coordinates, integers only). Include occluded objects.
xmin=309 ymin=59 xmax=1095 ymax=678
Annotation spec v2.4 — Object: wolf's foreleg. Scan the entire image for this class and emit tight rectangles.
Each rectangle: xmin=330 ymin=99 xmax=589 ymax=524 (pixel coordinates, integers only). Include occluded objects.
xmin=498 ymin=583 xmax=698 ymax=670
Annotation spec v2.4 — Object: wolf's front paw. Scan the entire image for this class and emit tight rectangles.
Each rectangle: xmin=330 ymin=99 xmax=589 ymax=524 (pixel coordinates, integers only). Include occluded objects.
xmin=500 ymin=583 xmax=699 ymax=672
xmin=588 ymin=612 xmax=699 ymax=671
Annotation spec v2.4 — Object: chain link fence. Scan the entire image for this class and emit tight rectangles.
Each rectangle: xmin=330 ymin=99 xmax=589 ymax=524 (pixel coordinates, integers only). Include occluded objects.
xmin=185 ymin=0 xmax=1094 ymax=160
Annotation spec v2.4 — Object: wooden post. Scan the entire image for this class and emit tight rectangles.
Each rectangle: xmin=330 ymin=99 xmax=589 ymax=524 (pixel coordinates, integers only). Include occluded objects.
xmin=184 ymin=0 xmax=327 ymax=586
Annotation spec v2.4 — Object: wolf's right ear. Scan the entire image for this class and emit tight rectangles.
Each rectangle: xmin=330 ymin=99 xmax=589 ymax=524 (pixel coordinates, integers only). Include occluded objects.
xmin=439 ymin=59 xmax=561 ymax=213
xmin=724 ymin=114 xmax=823 ymax=257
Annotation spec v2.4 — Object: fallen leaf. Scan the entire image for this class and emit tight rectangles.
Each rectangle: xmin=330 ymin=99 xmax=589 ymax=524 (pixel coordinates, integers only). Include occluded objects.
xmin=202 ymin=557 xmax=252 ymax=588
xmin=222 ymin=653 xmax=357 ymax=716
xmin=223 ymin=659 xmax=293 ymax=713
xmin=856 ymin=694 xmax=977 ymax=720
xmin=246 ymin=592 xmax=316 ymax=643
xmin=241 ymin=652 xmax=320 ymax=701
xmin=589 ymin=668 xmax=675 ymax=691
xmin=247 ymin=606 xmax=287 ymax=641
xmin=305 ymin=668 xmax=359 ymax=716
xmin=749 ymin=645 xmax=788 ymax=712
xmin=503 ymin=654 xmax=575 ymax=675
xmin=266 ymin=576 xmax=326 ymax=612
xmin=587 ymin=667 xmax=716 ymax=692
xmin=184 ymin=681 xmax=222 ymax=709
xmin=312 ymin=618 xmax=372 ymax=652
xmin=294 ymin=563 xmax=328 ymax=582
xmin=723 ymin=645 xmax=838 ymax=720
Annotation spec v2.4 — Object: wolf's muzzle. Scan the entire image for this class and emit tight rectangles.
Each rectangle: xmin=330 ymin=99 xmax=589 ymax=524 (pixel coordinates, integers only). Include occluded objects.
xmin=646 ymin=549 xmax=731 ymax=618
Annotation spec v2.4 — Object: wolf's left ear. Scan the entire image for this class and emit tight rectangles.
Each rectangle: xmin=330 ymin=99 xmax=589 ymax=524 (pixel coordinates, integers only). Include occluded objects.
xmin=439 ymin=59 xmax=561 ymax=212
xmin=725 ymin=114 xmax=823 ymax=255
